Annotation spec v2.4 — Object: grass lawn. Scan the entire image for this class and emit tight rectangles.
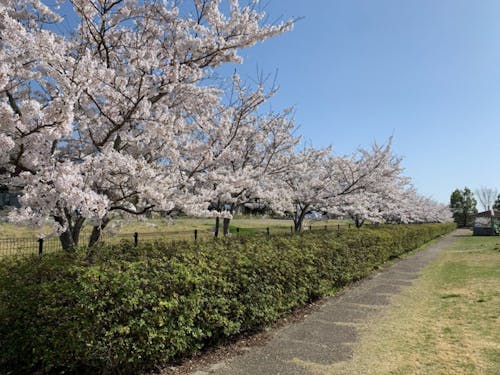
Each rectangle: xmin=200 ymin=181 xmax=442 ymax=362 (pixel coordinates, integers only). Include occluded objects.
xmin=317 ymin=233 xmax=500 ymax=375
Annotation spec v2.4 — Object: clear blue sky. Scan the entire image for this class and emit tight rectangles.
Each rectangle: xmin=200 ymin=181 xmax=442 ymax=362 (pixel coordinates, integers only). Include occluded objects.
xmin=223 ymin=0 xmax=500 ymax=204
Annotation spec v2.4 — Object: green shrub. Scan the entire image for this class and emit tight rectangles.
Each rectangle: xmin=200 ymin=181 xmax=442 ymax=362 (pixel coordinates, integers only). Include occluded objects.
xmin=0 ymin=223 xmax=455 ymax=374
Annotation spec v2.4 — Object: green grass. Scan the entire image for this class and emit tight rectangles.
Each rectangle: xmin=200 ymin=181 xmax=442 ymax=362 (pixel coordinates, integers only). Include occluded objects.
xmin=304 ymin=233 xmax=500 ymax=375
xmin=228 ymin=225 xmax=258 ymax=234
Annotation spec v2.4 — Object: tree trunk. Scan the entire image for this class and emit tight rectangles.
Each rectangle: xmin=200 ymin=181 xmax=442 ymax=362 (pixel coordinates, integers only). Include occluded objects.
xmin=293 ymin=217 xmax=301 ymax=233
xmin=293 ymin=204 xmax=309 ymax=233
xmin=354 ymin=216 xmax=364 ymax=228
xmin=72 ymin=216 xmax=86 ymax=245
xmin=88 ymin=216 xmax=111 ymax=248
xmin=59 ymin=229 xmax=77 ymax=251
xmin=56 ymin=212 xmax=85 ymax=252
xmin=223 ymin=217 xmax=231 ymax=236
xmin=214 ymin=217 xmax=220 ymax=238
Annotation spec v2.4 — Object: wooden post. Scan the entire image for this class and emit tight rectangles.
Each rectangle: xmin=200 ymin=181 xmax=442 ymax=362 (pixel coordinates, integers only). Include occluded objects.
xmin=134 ymin=232 xmax=138 ymax=247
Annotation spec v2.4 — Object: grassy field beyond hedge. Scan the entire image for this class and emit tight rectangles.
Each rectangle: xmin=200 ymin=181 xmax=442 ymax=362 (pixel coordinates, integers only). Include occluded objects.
xmin=0 ymin=223 xmax=455 ymax=374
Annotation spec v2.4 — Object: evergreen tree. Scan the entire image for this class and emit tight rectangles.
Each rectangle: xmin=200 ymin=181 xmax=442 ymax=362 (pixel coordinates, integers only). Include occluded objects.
xmin=450 ymin=187 xmax=477 ymax=227
xmin=494 ymin=194 xmax=500 ymax=210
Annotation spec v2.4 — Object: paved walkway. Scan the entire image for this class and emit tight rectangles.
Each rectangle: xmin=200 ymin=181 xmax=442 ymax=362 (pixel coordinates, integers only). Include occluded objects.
xmin=192 ymin=230 xmax=461 ymax=375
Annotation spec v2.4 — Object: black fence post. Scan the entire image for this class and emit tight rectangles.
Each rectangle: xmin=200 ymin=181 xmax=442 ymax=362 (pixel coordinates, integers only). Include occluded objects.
xmin=348 ymin=223 xmax=351 ymax=229
xmin=38 ymin=238 xmax=43 ymax=258
xmin=266 ymin=227 xmax=270 ymax=237
xmin=236 ymin=227 xmax=240 ymax=235
xmin=309 ymin=225 xmax=312 ymax=231
xmin=337 ymin=223 xmax=340 ymax=231
xmin=134 ymin=232 xmax=138 ymax=247
xmin=194 ymin=229 xmax=198 ymax=241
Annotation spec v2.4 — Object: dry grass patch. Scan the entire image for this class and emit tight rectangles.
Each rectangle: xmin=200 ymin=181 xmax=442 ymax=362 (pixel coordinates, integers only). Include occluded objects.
xmin=0 ymin=217 xmax=346 ymax=239
xmin=1 ymin=217 xmax=347 ymax=255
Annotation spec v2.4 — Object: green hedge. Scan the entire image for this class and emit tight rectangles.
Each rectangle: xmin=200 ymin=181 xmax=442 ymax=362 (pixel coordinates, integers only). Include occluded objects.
xmin=0 ymin=223 xmax=455 ymax=374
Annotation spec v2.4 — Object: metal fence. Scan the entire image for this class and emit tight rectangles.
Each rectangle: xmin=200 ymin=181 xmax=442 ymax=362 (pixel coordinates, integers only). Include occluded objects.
xmin=0 ymin=223 xmax=355 ymax=258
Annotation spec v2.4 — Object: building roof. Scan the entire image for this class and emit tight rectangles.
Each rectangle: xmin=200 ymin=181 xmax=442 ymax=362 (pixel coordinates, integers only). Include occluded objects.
xmin=475 ymin=209 xmax=500 ymax=218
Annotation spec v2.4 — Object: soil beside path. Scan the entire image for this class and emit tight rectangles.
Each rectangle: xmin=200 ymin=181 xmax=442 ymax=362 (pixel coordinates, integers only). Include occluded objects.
xmin=189 ymin=229 xmax=461 ymax=375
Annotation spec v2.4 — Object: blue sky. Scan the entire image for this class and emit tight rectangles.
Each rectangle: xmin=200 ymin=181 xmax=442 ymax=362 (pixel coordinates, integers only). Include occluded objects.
xmin=223 ymin=0 xmax=500 ymax=203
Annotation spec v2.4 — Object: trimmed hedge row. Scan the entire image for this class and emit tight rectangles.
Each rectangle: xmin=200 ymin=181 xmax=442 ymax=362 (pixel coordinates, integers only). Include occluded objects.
xmin=0 ymin=223 xmax=455 ymax=374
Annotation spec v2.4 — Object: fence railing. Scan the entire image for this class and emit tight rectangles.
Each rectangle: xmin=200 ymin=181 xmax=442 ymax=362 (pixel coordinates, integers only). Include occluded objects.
xmin=0 ymin=223 xmax=357 ymax=258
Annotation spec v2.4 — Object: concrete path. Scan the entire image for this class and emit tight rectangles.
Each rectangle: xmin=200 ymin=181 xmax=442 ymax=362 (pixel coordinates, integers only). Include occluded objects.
xmin=193 ymin=230 xmax=461 ymax=375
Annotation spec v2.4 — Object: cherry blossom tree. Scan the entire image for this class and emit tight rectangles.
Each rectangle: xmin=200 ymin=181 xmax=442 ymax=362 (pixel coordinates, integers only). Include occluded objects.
xmin=326 ymin=140 xmax=407 ymax=227
xmin=277 ymin=139 xmax=412 ymax=232
xmin=333 ymin=191 xmax=395 ymax=228
xmin=0 ymin=0 xmax=292 ymax=250
xmin=272 ymin=147 xmax=333 ymax=232
xmin=331 ymin=163 xmax=454 ymax=227
xmin=194 ymin=76 xmax=299 ymax=236
xmin=374 ymin=185 xmax=451 ymax=224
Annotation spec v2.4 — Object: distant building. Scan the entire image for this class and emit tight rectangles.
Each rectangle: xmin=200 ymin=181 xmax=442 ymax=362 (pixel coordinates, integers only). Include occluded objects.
xmin=473 ymin=210 xmax=500 ymax=236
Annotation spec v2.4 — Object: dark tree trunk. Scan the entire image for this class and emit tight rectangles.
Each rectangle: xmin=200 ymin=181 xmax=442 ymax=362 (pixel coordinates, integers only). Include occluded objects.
xmin=72 ymin=216 xmax=86 ymax=244
xmin=88 ymin=227 xmax=101 ymax=248
xmin=56 ymin=211 xmax=86 ymax=252
xmin=293 ymin=218 xmax=302 ymax=233
xmin=59 ymin=229 xmax=77 ymax=251
xmin=88 ymin=216 xmax=111 ymax=248
xmin=214 ymin=217 xmax=220 ymax=238
xmin=354 ymin=216 xmax=365 ymax=228
xmin=223 ymin=218 xmax=231 ymax=236
xmin=293 ymin=204 xmax=309 ymax=233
